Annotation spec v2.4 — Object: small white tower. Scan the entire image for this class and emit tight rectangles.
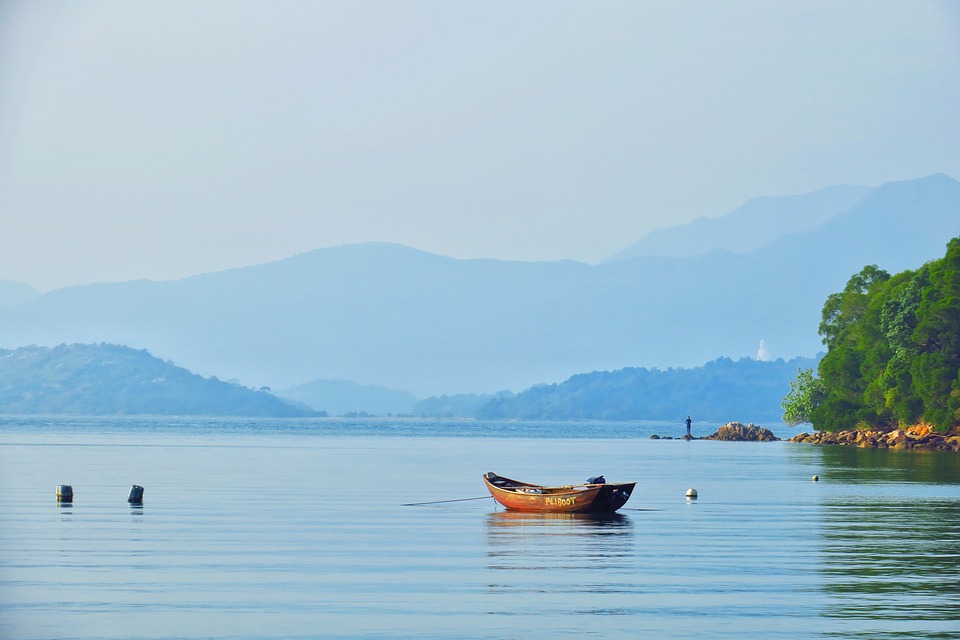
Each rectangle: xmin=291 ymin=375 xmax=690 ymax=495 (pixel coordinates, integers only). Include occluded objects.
xmin=757 ymin=339 xmax=769 ymax=361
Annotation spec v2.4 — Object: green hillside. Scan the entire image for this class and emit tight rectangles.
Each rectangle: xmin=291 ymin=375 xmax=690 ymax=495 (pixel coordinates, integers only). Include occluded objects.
xmin=416 ymin=356 xmax=819 ymax=422
xmin=0 ymin=343 xmax=316 ymax=417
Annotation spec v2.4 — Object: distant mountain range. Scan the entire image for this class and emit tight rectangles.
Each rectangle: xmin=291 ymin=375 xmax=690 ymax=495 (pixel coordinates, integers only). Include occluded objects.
xmin=0 ymin=343 xmax=814 ymax=421
xmin=0 ymin=344 xmax=315 ymax=416
xmin=413 ymin=355 xmax=820 ymax=423
xmin=604 ymin=183 xmax=872 ymax=261
xmin=0 ymin=173 xmax=957 ymax=400
xmin=0 ymin=280 xmax=39 ymax=308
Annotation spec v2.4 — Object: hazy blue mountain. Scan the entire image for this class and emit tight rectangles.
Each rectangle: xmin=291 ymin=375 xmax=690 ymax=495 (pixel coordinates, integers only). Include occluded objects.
xmin=412 ymin=391 xmax=513 ymax=418
xmin=277 ymin=379 xmax=418 ymax=416
xmin=605 ymin=183 xmax=871 ymax=261
xmin=0 ymin=280 xmax=40 ymax=308
xmin=781 ymin=173 xmax=960 ymax=276
xmin=0 ymin=174 xmax=956 ymax=397
xmin=0 ymin=343 xmax=316 ymax=416
xmin=0 ymin=243 xmax=600 ymax=395
xmin=474 ymin=355 xmax=820 ymax=423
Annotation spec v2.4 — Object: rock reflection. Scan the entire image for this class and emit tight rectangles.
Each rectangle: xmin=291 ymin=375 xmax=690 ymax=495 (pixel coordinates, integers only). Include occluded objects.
xmin=815 ymin=445 xmax=960 ymax=484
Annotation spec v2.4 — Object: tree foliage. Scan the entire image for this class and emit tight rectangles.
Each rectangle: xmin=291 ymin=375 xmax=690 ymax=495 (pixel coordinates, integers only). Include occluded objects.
xmin=781 ymin=368 xmax=825 ymax=425
xmin=799 ymin=237 xmax=960 ymax=432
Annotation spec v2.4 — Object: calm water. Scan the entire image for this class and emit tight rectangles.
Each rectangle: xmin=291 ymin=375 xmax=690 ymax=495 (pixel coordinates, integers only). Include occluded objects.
xmin=1 ymin=417 xmax=958 ymax=639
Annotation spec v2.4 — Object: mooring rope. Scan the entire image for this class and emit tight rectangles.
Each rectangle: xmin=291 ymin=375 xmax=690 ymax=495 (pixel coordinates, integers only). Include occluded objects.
xmin=401 ymin=496 xmax=492 ymax=506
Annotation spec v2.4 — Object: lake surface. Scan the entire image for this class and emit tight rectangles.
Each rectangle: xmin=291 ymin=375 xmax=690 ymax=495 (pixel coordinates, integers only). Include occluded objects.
xmin=1 ymin=417 xmax=958 ymax=639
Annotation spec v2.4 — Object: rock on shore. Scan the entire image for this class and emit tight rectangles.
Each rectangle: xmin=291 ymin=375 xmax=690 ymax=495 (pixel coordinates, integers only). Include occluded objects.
xmin=788 ymin=425 xmax=960 ymax=451
xmin=704 ymin=422 xmax=780 ymax=442
xmin=651 ymin=422 xmax=779 ymax=441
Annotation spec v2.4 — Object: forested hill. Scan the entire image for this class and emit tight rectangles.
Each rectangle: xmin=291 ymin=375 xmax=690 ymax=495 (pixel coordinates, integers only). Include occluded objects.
xmin=0 ymin=344 xmax=316 ymax=417
xmin=803 ymin=236 xmax=960 ymax=432
xmin=416 ymin=356 xmax=819 ymax=423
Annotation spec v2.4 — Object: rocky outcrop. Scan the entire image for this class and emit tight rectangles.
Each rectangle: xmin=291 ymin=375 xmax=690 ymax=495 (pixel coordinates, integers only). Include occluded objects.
xmin=650 ymin=422 xmax=779 ymax=441
xmin=788 ymin=425 xmax=960 ymax=451
xmin=704 ymin=422 xmax=780 ymax=442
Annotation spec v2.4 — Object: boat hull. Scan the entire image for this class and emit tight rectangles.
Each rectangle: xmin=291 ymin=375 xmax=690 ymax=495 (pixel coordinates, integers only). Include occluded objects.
xmin=483 ymin=472 xmax=636 ymax=513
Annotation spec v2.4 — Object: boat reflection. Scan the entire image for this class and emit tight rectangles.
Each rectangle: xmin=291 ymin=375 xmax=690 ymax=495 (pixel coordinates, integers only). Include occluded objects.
xmin=486 ymin=509 xmax=632 ymax=531
xmin=486 ymin=511 xmax=633 ymax=576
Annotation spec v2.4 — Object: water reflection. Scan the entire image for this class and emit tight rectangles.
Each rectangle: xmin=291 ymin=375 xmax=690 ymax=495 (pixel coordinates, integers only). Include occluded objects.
xmin=812 ymin=447 xmax=960 ymax=637
xmin=487 ymin=510 xmax=632 ymax=531
xmin=815 ymin=445 xmax=960 ymax=484
xmin=485 ymin=511 xmax=633 ymax=580
xmin=818 ymin=497 xmax=960 ymax=635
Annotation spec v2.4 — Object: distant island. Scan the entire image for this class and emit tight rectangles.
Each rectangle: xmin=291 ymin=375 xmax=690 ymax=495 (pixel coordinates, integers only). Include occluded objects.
xmin=0 ymin=343 xmax=317 ymax=417
xmin=0 ymin=342 xmax=818 ymax=422
xmin=414 ymin=355 xmax=819 ymax=423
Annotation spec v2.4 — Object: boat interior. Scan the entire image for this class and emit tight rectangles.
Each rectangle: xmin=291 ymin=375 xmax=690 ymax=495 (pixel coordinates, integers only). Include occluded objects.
xmin=484 ymin=472 xmax=601 ymax=495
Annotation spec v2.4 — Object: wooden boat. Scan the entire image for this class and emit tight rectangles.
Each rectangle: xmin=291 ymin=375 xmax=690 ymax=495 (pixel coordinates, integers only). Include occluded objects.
xmin=483 ymin=472 xmax=636 ymax=513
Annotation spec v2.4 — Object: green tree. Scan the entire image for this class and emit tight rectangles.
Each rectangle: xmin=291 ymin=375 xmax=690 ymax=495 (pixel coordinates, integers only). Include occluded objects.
xmin=873 ymin=268 xmax=927 ymax=424
xmin=910 ymin=238 xmax=960 ymax=429
xmin=818 ymin=264 xmax=890 ymax=350
xmin=803 ymin=238 xmax=960 ymax=433
xmin=813 ymin=265 xmax=890 ymax=430
xmin=781 ymin=368 xmax=825 ymax=425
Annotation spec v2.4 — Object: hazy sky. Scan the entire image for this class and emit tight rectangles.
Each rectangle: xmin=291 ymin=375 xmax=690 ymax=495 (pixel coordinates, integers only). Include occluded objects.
xmin=2 ymin=1 xmax=958 ymax=291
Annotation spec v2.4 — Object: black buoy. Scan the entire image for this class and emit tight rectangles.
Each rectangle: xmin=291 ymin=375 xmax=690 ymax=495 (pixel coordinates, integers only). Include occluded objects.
xmin=127 ymin=485 xmax=144 ymax=504
xmin=57 ymin=484 xmax=73 ymax=503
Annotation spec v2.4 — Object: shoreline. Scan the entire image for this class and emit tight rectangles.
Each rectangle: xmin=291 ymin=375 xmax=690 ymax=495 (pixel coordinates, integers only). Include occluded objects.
xmin=788 ymin=425 xmax=960 ymax=452
xmin=652 ymin=422 xmax=960 ymax=452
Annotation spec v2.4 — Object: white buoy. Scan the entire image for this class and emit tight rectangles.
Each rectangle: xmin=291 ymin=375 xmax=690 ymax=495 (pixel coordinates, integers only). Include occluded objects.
xmin=812 ymin=475 xmax=819 ymax=482
xmin=685 ymin=488 xmax=698 ymax=499
xmin=56 ymin=484 xmax=73 ymax=502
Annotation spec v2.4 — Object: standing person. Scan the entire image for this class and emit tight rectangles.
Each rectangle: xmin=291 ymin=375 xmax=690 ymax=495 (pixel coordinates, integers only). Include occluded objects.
xmin=685 ymin=416 xmax=692 ymax=437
